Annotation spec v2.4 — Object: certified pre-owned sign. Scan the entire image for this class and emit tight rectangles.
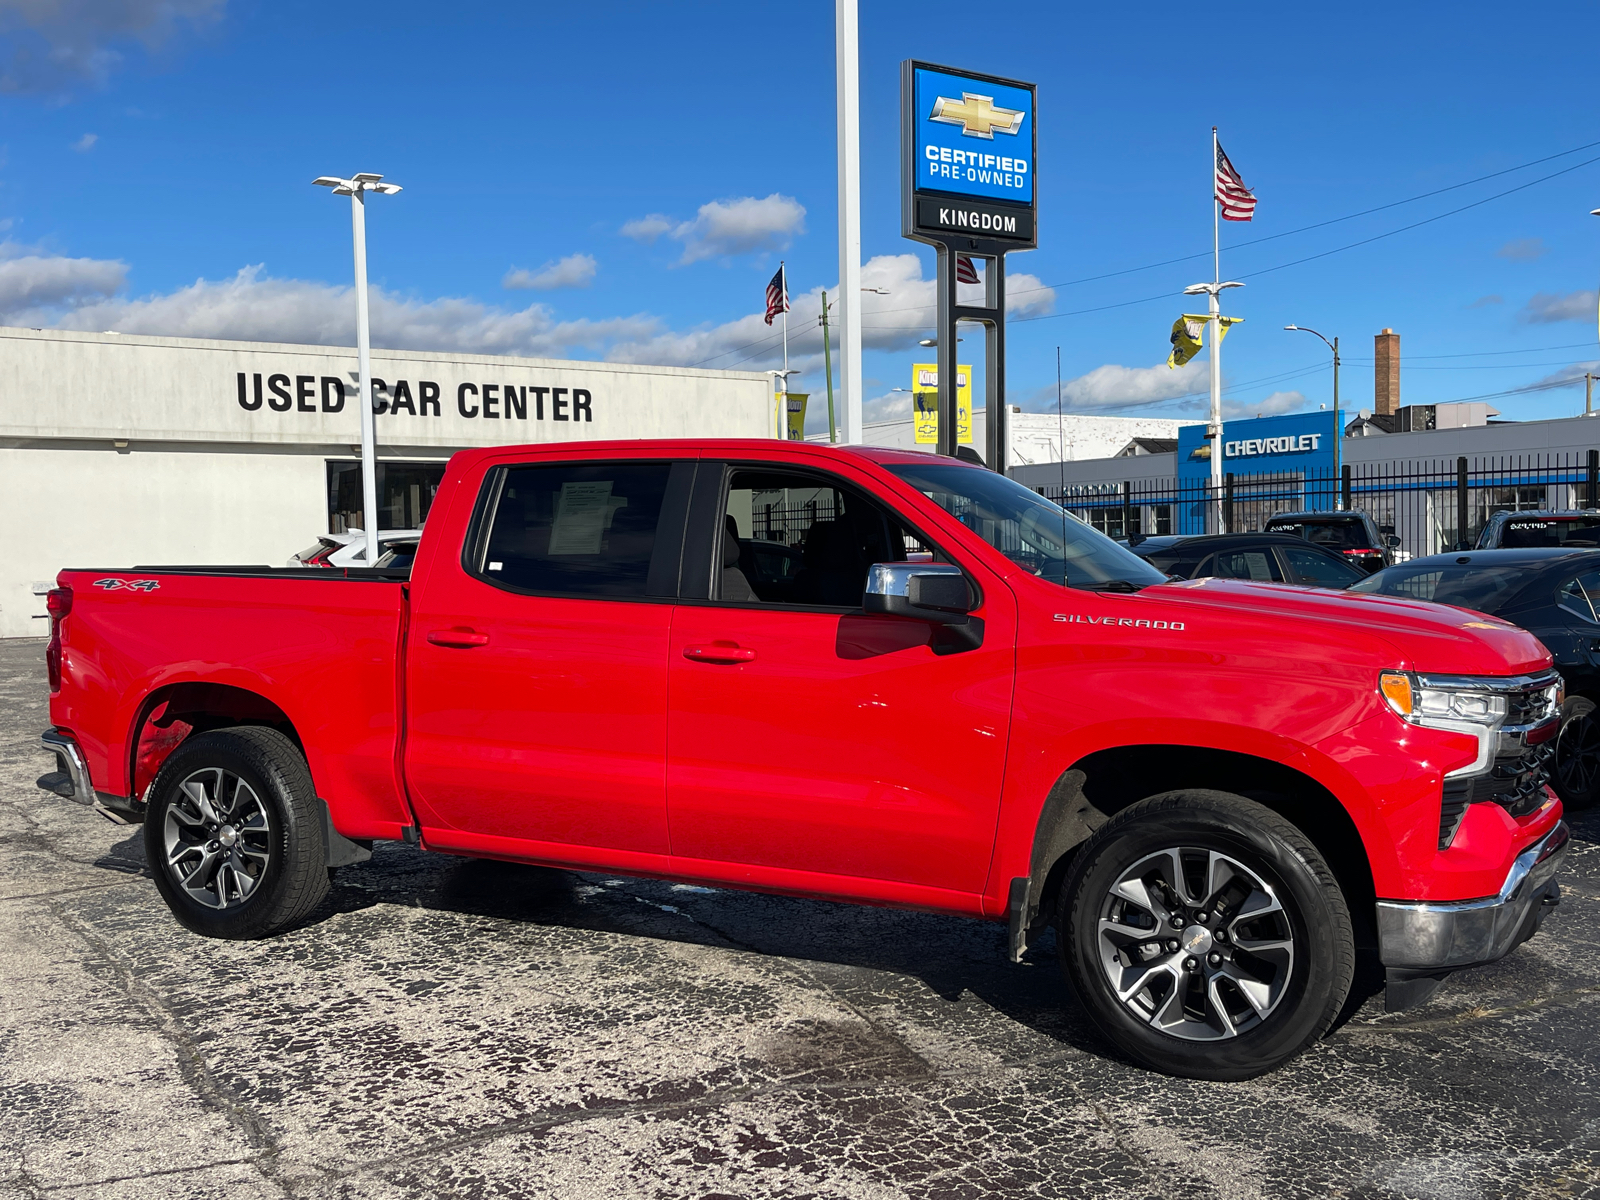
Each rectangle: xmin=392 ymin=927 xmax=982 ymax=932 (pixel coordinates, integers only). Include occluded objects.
xmin=902 ymin=61 xmax=1037 ymax=249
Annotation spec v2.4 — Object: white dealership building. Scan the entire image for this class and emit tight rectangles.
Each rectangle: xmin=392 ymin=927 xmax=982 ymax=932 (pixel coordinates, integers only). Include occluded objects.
xmin=0 ymin=328 xmax=769 ymax=639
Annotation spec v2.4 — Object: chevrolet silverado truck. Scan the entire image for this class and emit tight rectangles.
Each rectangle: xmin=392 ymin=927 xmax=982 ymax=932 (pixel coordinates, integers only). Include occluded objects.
xmin=35 ymin=440 xmax=1569 ymax=1080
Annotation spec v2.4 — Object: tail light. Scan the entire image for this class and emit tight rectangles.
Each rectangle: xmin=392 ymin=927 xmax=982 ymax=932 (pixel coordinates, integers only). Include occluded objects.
xmin=45 ymin=586 xmax=71 ymax=693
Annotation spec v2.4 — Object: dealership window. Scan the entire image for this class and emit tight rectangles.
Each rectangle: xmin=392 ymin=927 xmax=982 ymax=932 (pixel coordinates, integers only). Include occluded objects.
xmin=327 ymin=460 xmax=446 ymax=533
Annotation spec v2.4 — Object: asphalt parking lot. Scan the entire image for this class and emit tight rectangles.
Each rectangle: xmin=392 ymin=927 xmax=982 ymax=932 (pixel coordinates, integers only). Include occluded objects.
xmin=5 ymin=636 xmax=1600 ymax=1200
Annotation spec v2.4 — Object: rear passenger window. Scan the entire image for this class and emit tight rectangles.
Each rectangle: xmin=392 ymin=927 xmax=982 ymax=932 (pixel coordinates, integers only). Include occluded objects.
xmin=1281 ymin=546 xmax=1363 ymax=588
xmin=475 ymin=462 xmax=672 ymax=598
xmin=1559 ymin=571 xmax=1600 ymax=623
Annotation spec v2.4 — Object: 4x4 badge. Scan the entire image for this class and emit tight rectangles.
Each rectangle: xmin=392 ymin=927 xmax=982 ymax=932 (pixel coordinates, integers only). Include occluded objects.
xmin=93 ymin=578 xmax=160 ymax=592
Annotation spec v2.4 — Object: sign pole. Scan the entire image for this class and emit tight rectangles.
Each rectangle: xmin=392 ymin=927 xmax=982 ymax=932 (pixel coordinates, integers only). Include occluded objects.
xmin=350 ymin=188 xmax=381 ymax=563
xmin=986 ymin=255 xmax=1007 ymax=471
xmin=935 ymin=247 xmax=956 ymax=458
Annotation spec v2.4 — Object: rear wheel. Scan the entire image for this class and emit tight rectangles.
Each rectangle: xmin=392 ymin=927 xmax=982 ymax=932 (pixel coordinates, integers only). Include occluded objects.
xmin=1059 ymin=790 xmax=1354 ymax=1081
xmin=143 ymin=727 xmax=329 ymax=939
xmin=1553 ymin=697 xmax=1600 ymax=811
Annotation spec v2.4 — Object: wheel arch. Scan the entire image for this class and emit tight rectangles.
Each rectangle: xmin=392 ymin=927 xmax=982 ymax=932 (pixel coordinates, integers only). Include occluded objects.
xmin=127 ymin=682 xmax=305 ymax=809
xmin=1013 ymin=744 xmax=1378 ymax=959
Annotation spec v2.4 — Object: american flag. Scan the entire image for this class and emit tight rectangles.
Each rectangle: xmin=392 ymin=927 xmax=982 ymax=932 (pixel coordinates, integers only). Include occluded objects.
xmin=956 ymin=254 xmax=980 ymax=284
xmin=764 ymin=264 xmax=788 ymax=326
xmin=1215 ymin=141 xmax=1257 ymax=222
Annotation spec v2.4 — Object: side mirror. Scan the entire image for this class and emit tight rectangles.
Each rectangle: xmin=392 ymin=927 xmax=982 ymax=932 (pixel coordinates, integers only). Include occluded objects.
xmin=862 ymin=562 xmax=983 ymax=652
xmin=863 ymin=562 xmax=972 ymax=622
xmin=1384 ymin=535 xmax=1402 ymax=549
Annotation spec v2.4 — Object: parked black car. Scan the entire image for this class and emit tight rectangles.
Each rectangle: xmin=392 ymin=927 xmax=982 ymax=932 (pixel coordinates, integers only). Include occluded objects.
xmin=1476 ymin=510 xmax=1600 ymax=549
xmin=1262 ymin=510 xmax=1401 ymax=574
xmin=1125 ymin=532 xmax=1367 ymax=588
xmin=1351 ymin=547 xmax=1600 ymax=808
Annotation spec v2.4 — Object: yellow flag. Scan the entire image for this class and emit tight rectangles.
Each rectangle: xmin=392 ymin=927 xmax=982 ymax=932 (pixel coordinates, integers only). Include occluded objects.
xmin=1168 ymin=315 xmax=1205 ymax=368
xmin=1168 ymin=314 xmax=1244 ymax=368
xmin=784 ymin=393 xmax=808 ymax=441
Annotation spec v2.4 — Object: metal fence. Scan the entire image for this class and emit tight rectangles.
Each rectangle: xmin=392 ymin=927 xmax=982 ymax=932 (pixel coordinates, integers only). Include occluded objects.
xmin=1041 ymin=451 xmax=1600 ymax=556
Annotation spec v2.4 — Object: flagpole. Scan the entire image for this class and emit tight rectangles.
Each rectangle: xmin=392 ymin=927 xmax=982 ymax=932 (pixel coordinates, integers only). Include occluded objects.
xmin=1209 ymin=126 xmax=1225 ymax=533
xmin=780 ymin=261 xmax=789 ymax=438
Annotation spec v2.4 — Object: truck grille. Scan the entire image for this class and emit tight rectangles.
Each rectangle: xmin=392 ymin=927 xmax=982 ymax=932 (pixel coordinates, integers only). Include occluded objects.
xmin=1439 ymin=742 xmax=1554 ymax=849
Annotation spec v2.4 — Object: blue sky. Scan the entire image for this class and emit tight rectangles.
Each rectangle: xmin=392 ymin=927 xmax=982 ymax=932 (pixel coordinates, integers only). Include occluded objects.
xmin=3 ymin=1 xmax=1600 ymax=433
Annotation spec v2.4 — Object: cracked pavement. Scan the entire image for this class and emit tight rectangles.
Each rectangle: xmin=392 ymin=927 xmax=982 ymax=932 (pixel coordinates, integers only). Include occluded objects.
xmin=4 ymin=636 xmax=1600 ymax=1199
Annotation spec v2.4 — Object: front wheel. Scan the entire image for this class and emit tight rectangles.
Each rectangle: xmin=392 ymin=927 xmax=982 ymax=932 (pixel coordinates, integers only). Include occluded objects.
xmin=1059 ymin=790 xmax=1354 ymax=1081
xmin=143 ymin=726 xmax=330 ymax=939
xmin=1553 ymin=696 xmax=1600 ymax=811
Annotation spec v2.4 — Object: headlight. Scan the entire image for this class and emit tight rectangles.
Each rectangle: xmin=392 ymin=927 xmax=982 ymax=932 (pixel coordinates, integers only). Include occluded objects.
xmin=1378 ymin=671 xmax=1559 ymax=778
xmin=1379 ymin=671 xmax=1507 ymax=728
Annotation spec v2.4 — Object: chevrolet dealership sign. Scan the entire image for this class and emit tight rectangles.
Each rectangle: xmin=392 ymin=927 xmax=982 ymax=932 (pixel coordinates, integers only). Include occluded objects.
xmin=902 ymin=61 xmax=1037 ymax=249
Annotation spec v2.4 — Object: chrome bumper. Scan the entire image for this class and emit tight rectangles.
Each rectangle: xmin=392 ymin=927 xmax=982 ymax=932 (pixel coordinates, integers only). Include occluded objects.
xmin=37 ymin=728 xmax=141 ymax=825
xmin=1378 ymin=821 xmax=1569 ymax=971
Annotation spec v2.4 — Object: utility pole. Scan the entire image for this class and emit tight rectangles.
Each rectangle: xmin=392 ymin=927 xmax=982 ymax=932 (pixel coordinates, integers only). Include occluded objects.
xmin=1587 ymin=372 xmax=1596 ymax=416
xmin=820 ymin=290 xmax=837 ymax=443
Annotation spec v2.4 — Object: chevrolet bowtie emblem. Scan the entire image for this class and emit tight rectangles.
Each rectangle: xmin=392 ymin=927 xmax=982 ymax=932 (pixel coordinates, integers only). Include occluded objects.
xmin=930 ymin=92 xmax=1024 ymax=139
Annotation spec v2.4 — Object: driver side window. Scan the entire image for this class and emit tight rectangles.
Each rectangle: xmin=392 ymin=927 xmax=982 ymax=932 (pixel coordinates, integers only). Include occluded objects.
xmin=1558 ymin=571 xmax=1600 ymax=624
xmin=718 ymin=467 xmax=930 ymax=606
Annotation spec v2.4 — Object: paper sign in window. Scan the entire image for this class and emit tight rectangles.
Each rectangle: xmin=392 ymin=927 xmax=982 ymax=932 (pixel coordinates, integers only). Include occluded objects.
xmin=547 ymin=480 xmax=614 ymax=555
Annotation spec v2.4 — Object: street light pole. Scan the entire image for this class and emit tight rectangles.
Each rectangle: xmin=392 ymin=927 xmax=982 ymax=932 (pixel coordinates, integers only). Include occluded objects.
xmin=1185 ymin=279 xmax=1243 ymax=532
xmin=313 ymin=172 xmax=402 ymax=564
xmin=1284 ymin=324 xmax=1339 ymax=412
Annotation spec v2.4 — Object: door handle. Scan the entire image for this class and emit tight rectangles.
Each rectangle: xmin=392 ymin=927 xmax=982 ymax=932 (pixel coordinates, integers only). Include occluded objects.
xmin=682 ymin=643 xmax=756 ymax=664
xmin=427 ymin=628 xmax=490 ymax=648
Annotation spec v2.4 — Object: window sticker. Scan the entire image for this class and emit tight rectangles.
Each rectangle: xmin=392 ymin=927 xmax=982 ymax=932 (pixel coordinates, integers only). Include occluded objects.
xmin=547 ymin=480 xmax=615 ymax=555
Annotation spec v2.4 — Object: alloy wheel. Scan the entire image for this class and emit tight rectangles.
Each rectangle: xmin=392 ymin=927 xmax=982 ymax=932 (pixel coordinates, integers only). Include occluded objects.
xmin=162 ymin=767 xmax=273 ymax=910
xmin=1096 ymin=847 xmax=1295 ymax=1041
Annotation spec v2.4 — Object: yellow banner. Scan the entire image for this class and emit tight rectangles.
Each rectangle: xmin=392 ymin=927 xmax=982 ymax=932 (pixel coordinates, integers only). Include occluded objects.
xmin=1167 ymin=314 xmax=1243 ymax=369
xmin=911 ymin=363 xmax=971 ymax=444
xmin=784 ymin=393 xmax=808 ymax=441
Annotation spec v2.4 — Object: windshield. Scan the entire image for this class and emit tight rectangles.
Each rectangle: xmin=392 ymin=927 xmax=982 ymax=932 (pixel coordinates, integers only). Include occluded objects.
xmin=886 ymin=462 xmax=1169 ymax=590
xmin=1497 ymin=516 xmax=1600 ymax=548
xmin=1347 ymin=563 xmax=1528 ymax=614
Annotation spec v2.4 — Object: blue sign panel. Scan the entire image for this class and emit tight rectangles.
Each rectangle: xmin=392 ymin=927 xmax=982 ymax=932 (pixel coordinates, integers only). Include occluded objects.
xmin=1175 ymin=410 xmax=1343 ymax=534
xmin=913 ymin=67 xmax=1034 ymax=204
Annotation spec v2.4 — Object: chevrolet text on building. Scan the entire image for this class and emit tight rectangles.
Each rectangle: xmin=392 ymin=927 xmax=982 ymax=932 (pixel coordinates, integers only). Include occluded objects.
xmin=1224 ymin=433 xmax=1323 ymax=458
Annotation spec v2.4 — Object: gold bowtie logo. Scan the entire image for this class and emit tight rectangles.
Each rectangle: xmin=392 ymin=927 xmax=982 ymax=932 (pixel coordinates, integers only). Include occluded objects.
xmin=930 ymin=92 xmax=1024 ymax=139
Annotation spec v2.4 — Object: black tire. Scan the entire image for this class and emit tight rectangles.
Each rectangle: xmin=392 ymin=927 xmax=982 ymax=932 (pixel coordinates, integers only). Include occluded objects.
xmin=1553 ymin=696 xmax=1600 ymax=811
xmin=1059 ymin=789 xmax=1354 ymax=1081
xmin=143 ymin=726 xmax=329 ymax=939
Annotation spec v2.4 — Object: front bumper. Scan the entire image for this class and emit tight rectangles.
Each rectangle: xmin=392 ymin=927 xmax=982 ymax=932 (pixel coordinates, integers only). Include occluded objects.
xmin=1377 ymin=821 xmax=1569 ymax=972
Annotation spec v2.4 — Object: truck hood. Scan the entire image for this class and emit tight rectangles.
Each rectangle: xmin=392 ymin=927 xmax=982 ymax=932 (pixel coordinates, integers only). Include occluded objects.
xmin=1146 ymin=578 xmax=1552 ymax=677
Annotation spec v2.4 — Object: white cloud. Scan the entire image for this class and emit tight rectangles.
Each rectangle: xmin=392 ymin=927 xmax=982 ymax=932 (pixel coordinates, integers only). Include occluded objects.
xmin=70 ymin=131 xmax=96 ymax=151
xmin=620 ymin=214 xmax=672 ymax=243
xmin=624 ymin=195 xmax=807 ymax=265
xmin=604 ymin=252 xmax=1054 ymax=370
xmin=1224 ymin=390 xmax=1308 ymax=420
xmin=1497 ymin=237 xmax=1545 ymax=261
xmin=670 ymin=194 xmax=805 ymax=264
xmin=1524 ymin=290 xmax=1596 ymax=323
xmin=1468 ymin=294 xmax=1503 ymax=308
xmin=0 ymin=0 xmax=225 ymax=94
xmin=6 ymin=260 xmax=661 ymax=358
xmin=0 ymin=248 xmax=1050 ymax=382
xmin=0 ymin=242 xmax=125 ymax=311
xmin=502 ymin=253 xmax=596 ymax=291
xmin=1018 ymin=360 xmax=1209 ymax=413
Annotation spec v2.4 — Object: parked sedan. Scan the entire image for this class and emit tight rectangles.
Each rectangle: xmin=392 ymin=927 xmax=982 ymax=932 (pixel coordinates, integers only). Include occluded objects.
xmin=1126 ymin=532 xmax=1367 ymax=588
xmin=288 ymin=529 xmax=423 ymax=568
xmin=1351 ymin=547 xmax=1600 ymax=808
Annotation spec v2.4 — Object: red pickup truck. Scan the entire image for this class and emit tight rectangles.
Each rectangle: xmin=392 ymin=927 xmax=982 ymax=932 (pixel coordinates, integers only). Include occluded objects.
xmin=36 ymin=439 xmax=1569 ymax=1080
